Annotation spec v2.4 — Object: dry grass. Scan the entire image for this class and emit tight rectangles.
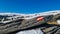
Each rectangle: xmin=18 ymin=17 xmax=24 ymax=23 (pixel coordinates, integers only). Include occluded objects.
xmin=47 ymin=21 xmax=58 ymax=25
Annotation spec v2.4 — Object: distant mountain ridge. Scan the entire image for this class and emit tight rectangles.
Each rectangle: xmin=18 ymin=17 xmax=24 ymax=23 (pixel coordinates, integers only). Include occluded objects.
xmin=0 ymin=10 xmax=60 ymax=17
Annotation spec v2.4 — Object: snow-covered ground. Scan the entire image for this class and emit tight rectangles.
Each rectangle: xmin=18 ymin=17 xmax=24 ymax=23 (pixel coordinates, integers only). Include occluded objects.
xmin=16 ymin=28 xmax=43 ymax=34
xmin=57 ymin=20 xmax=60 ymax=24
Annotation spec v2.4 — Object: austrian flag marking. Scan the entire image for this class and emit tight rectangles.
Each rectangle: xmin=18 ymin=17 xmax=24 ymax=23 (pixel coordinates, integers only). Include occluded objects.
xmin=37 ymin=16 xmax=44 ymax=21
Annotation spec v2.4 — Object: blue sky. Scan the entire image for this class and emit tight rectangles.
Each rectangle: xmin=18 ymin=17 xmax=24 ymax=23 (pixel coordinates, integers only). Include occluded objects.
xmin=0 ymin=0 xmax=60 ymax=14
